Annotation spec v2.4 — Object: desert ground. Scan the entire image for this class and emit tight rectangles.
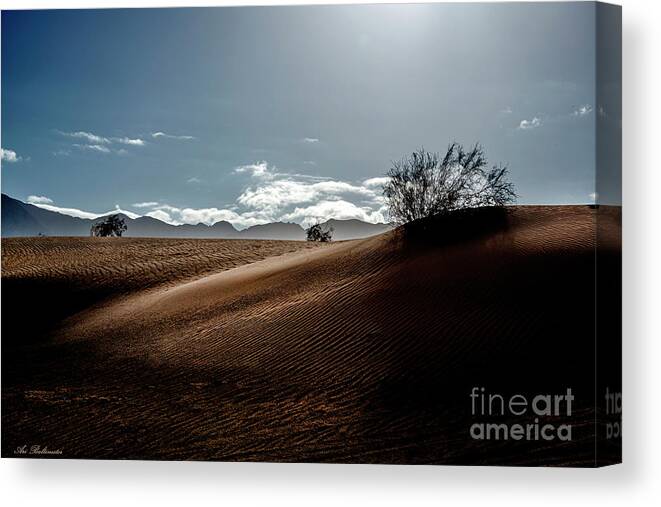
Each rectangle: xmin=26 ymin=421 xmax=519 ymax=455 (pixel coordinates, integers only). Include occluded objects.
xmin=1 ymin=206 xmax=621 ymax=465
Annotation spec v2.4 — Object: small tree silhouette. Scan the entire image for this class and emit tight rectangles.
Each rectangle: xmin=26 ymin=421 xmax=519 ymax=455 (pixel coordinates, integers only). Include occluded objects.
xmin=383 ymin=143 xmax=516 ymax=226
xmin=91 ymin=214 xmax=127 ymax=237
xmin=306 ymin=223 xmax=333 ymax=242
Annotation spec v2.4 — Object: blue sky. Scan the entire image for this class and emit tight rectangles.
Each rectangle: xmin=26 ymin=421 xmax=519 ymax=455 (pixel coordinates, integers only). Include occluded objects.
xmin=2 ymin=3 xmax=601 ymax=228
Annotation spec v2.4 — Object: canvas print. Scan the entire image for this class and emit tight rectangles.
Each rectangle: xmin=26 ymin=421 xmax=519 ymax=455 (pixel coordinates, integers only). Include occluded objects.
xmin=1 ymin=2 xmax=621 ymax=466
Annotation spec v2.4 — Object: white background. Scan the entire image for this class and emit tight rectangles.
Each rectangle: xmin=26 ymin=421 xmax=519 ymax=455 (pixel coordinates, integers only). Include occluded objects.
xmin=1 ymin=0 xmax=659 ymax=505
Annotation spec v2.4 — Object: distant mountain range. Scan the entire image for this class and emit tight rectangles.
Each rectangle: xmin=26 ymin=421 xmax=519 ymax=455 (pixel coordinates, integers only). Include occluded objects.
xmin=1 ymin=194 xmax=392 ymax=241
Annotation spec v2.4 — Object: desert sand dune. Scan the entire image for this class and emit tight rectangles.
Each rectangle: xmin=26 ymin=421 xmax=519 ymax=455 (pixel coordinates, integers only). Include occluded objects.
xmin=1 ymin=237 xmax=320 ymax=346
xmin=1 ymin=206 xmax=621 ymax=465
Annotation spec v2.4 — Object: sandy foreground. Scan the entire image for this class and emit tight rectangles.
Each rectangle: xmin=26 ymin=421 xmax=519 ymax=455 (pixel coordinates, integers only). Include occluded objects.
xmin=1 ymin=206 xmax=621 ymax=465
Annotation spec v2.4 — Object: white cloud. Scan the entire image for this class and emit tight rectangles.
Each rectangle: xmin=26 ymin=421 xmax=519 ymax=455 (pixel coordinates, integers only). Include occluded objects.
xmin=27 ymin=195 xmax=53 ymax=204
xmin=59 ymin=130 xmax=145 ymax=154
xmin=518 ymin=117 xmax=542 ymax=130
xmin=234 ymin=162 xmax=330 ymax=183
xmin=74 ymin=143 xmax=111 ymax=153
xmin=132 ymin=201 xmax=160 ymax=208
xmin=234 ymin=161 xmax=273 ymax=180
xmin=144 ymin=204 xmax=265 ymax=229
xmin=88 ymin=145 xmax=111 ymax=153
xmin=24 ymin=159 xmax=390 ymax=230
xmin=110 ymin=206 xmax=141 ymax=219
xmin=114 ymin=137 xmax=145 ymax=146
xmin=125 ymin=160 xmax=388 ymax=229
xmin=500 ymin=107 xmax=513 ymax=114
xmin=363 ymin=176 xmax=390 ymax=187
xmin=238 ymin=180 xmax=318 ymax=212
xmin=573 ymin=104 xmax=593 ymax=117
xmin=30 ymin=202 xmax=140 ymax=220
xmin=152 ymin=132 xmax=195 ymax=140
xmin=30 ymin=203 xmax=106 ymax=220
xmin=237 ymin=178 xmax=376 ymax=215
xmin=145 ymin=209 xmax=174 ymax=223
xmin=180 ymin=207 xmax=246 ymax=226
xmin=53 ymin=149 xmax=71 ymax=157
xmin=1 ymin=148 xmax=21 ymax=163
xmin=312 ymin=180 xmax=375 ymax=196
xmin=187 ymin=177 xmax=202 ymax=184
xmin=233 ymin=161 xmax=384 ymax=220
xmin=303 ymin=137 xmax=319 ymax=143
xmin=61 ymin=131 xmax=111 ymax=144
xmin=281 ymin=200 xmax=388 ymax=228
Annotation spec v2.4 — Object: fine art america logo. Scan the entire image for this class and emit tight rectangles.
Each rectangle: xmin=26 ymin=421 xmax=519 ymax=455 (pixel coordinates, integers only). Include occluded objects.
xmin=469 ymin=387 xmax=574 ymax=442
